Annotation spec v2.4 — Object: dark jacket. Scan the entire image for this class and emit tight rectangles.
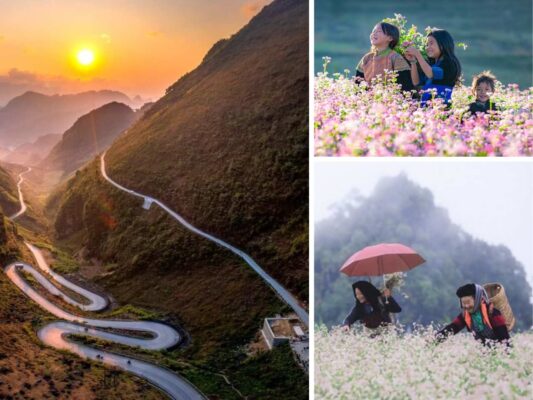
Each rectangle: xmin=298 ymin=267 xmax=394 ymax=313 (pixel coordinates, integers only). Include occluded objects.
xmin=419 ymin=58 xmax=457 ymax=88
xmin=356 ymin=69 xmax=414 ymax=92
xmin=342 ymin=281 xmax=402 ymax=329
xmin=418 ymin=57 xmax=458 ymax=105
xmin=437 ymin=307 xmax=510 ymax=345
xmin=468 ymin=100 xmax=498 ymax=115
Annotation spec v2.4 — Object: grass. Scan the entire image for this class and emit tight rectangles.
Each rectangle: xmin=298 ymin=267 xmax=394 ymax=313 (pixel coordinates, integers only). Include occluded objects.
xmin=31 ymin=240 xmax=80 ymax=274
xmin=0 ymin=166 xmax=20 ymax=216
xmin=105 ymin=304 xmax=164 ymax=321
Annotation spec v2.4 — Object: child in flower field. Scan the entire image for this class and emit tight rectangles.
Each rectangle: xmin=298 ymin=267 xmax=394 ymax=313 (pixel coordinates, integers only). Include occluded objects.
xmin=341 ymin=280 xmax=402 ymax=331
xmin=436 ymin=283 xmax=510 ymax=345
xmin=405 ymin=29 xmax=462 ymax=105
xmin=355 ymin=22 xmax=414 ymax=92
xmin=468 ymin=71 xmax=499 ymax=114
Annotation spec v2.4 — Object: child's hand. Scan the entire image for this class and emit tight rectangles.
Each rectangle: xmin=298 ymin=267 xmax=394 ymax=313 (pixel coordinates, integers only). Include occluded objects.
xmin=405 ymin=46 xmax=421 ymax=59
xmin=404 ymin=52 xmax=415 ymax=62
xmin=382 ymin=288 xmax=391 ymax=297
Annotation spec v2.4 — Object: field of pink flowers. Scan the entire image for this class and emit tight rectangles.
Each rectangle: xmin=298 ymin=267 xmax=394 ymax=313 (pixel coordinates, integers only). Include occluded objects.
xmin=314 ymin=61 xmax=532 ymax=156
xmin=315 ymin=325 xmax=533 ymax=399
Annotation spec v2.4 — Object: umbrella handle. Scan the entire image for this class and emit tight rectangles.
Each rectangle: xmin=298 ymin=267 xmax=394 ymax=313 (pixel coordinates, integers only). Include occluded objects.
xmin=383 ymin=275 xmax=389 ymax=304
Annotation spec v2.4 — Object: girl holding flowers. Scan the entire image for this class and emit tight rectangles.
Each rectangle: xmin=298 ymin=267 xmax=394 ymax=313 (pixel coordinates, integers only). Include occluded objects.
xmin=405 ymin=29 xmax=462 ymax=105
xmin=355 ymin=22 xmax=414 ymax=92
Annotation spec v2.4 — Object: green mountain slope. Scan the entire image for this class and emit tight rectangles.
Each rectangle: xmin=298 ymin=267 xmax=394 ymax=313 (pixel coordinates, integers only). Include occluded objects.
xmin=0 ymin=165 xmax=20 ymax=217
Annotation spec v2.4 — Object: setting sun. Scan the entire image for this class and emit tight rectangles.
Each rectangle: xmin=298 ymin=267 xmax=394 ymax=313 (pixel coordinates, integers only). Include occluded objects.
xmin=77 ymin=49 xmax=95 ymax=66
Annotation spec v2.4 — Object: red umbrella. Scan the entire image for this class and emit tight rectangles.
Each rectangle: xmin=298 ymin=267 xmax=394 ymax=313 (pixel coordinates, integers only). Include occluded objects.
xmin=340 ymin=243 xmax=425 ymax=304
xmin=340 ymin=243 xmax=425 ymax=277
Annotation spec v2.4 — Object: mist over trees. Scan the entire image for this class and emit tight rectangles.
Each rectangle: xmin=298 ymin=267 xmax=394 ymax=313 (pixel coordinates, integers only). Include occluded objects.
xmin=315 ymin=174 xmax=532 ymax=331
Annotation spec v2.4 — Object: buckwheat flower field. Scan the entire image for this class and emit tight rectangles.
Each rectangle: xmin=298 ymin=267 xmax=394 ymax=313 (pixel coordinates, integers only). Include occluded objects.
xmin=315 ymin=325 xmax=533 ymax=399
xmin=314 ymin=62 xmax=533 ymax=156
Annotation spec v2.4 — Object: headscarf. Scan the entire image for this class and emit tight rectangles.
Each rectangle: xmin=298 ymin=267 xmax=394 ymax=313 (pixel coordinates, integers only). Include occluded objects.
xmin=352 ymin=280 xmax=382 ymax=304
xmin=473 ymin=283 xmax=491 ymax=313
xmin=456 ymin=283 xmax=490 ymax=312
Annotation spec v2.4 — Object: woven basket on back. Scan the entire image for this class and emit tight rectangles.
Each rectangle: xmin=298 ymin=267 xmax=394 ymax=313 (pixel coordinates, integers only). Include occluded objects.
xmin=483 ymin=283 xmax=515 ymax=331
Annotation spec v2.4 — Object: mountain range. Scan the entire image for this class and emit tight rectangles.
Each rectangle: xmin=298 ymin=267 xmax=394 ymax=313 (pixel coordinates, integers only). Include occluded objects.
xmin=40 ymin=102 xmax=139 ymax=176
xmin=0 ymin=90 xmax=132 ymax=147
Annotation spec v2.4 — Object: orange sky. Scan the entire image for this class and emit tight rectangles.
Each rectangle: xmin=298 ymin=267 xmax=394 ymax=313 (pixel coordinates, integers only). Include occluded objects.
xmin=0 ymin=0 xmax=272 ymax=104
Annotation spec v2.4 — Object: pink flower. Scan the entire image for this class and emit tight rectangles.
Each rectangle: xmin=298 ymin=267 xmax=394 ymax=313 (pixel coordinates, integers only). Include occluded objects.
xmin=314 ymin=66 xmax=532 ymax=157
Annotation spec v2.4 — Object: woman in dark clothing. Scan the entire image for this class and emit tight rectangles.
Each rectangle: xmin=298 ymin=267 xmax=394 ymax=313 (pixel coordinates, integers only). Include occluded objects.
xmin=341 ymin=280 xmax=402 ymax=331
xmin=405 ymin=29 xmax=462 ymax=106
xmin=436 ymin=283 xmax=510 ymax=346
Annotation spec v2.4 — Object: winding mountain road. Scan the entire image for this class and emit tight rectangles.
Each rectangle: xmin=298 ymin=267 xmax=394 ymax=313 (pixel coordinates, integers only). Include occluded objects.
xmin=9 ymin=166 xmax=31 ymax=220
xmin=3 ymin=169 xmax=206 ymax=400
xmin=100 ymin=152 xmax=309 ymax=327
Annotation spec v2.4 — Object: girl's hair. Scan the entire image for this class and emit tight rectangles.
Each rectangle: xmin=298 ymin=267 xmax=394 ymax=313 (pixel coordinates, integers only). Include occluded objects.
xmin=472 ymin=70 xmax=496 ymax=92
xmin=427 ymin=29 xmax=462 ymax=84
xmin=380 ymin=22 xmax=400 ymax=49
xmin=353 ymin=281 xmax=385 ymax=315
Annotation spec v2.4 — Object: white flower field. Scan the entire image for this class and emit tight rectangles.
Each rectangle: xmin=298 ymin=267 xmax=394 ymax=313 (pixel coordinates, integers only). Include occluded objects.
xmin=315 ymin=325 xmax=533 ymax=399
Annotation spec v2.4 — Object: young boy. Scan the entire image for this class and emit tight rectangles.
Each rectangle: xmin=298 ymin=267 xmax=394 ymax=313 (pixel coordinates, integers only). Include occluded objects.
xmin=436 ymin=283 xmax=510 ymax=345
xmin=468 ymin=71 xmax=498 ymax=114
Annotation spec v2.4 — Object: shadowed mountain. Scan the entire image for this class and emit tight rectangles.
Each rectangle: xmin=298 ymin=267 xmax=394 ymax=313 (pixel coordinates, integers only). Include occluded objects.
xmin=0 ymin=90 xmax=132 ymax=147
xmin=49 ymin=0 xmax=308 ymax=397
xmin=106 ymin=0 xmax=309 ymax=300
xmin=40 ymin=102 xmax=137 ymax=176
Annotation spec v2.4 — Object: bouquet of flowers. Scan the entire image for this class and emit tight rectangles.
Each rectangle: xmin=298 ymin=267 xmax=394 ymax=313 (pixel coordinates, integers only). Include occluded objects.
xmin=384 ymin=272 xmax=405 ymax=291
xmin=382 ymin=14 xmax=467 ymax=58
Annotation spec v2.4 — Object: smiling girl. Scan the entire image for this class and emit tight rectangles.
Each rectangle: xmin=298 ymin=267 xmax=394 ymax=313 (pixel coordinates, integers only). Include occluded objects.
xmin=355 ymin=22 xmax=414 ymax=92
xmin=405 ymin=29 xmax=462 ymax=105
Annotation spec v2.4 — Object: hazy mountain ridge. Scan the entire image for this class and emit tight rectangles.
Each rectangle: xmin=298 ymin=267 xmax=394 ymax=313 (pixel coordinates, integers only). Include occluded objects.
xmin=40 ymin=102 xmax=137 ymax=175
xmin=0 ymin=134 xmax=62 ymax=166
xmin=0 ymin=90 xmax=132 ymax=147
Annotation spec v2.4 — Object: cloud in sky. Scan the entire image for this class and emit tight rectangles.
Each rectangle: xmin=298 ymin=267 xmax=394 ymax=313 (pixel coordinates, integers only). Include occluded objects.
xmin=2 ymin=68 xmax=39 ymax=84
xmin=146 ymin=31 xmax=164 ymax=38
xmin=100 ymin=33 xmax=111 ymax=44
xmin=240 ymin=1 xmax=272 ymax=19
